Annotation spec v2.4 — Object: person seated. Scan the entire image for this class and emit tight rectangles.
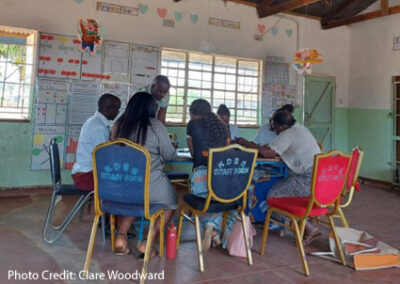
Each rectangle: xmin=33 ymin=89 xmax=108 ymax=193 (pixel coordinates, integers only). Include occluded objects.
xmin=71 ymin=94 xmax=121 ymax=191
xmin=251 ymin=110 xmax=322 ymax=245
xmin=187 ymin=99 xmax=236 ymax=251
xmin=111 ymin=92 xmax=178 ymax=256
xmin=217 ymin=104 xmax=241 ymax=140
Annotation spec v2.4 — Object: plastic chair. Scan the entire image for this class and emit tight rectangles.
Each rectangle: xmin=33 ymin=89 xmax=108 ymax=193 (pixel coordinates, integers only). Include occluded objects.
xmin=42 ymin=137 xmax=105 ymax=244
xmin=83 ymin=139 xmax=167 ymax=284
xmin=335 ymin=146 xmax=364 ymax=227
xmin=176 ymin=144 xmax=258 ymax=272
xmin=260 ymin=150 xmax=352 ymax=276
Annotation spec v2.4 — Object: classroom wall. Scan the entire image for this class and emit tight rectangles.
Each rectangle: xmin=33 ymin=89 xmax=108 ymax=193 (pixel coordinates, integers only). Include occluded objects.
xmin=347 ymin=12 xmax=400 ymax=182
xmin=0 ymin=0 xmax=350 ymax=187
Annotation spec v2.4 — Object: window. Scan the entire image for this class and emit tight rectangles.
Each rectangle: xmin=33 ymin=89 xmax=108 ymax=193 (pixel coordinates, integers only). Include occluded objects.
xmin=0 ymin=26 xmax=37 ymax=121
xmin=161 ymin=49 xmax=261 ymax=126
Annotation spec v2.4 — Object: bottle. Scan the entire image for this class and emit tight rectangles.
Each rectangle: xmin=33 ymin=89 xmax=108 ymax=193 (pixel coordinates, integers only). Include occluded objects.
xmin=166 ymin=221 xmax=177 ymax=259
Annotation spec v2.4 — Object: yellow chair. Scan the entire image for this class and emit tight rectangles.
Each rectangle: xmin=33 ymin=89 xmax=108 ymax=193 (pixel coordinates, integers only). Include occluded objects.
xmin=176 ymin=144 xmax=258 ymax=272
xmin=260 ymin=150 xmax=352 ymax=276
xmin=334 ymin=146 xmax=364 ymax=227
xmin=82 ymin=139 xmax=166 ymax=284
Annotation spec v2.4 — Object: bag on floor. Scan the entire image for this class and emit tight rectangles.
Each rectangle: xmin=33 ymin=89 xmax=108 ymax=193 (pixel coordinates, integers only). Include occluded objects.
xmin=226 ymin=216 xmax=256 ymax=258
xmin=311 ymin=227 xmax=400 ymax=270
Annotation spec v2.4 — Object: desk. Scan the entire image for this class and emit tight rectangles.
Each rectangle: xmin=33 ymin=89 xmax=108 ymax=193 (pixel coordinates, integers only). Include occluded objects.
xmin=167 ymin=157 xmax=288 ymax=178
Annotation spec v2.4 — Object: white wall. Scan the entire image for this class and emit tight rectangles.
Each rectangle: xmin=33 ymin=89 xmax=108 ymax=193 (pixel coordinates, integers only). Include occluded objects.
xmin=0 ymin=0 xmax=350 ymax=107
xmin=349 ymin=12 xmax=400 ymax=109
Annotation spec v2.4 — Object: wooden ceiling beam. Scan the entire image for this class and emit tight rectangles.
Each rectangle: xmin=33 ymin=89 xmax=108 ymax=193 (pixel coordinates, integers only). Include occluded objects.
xmin=381 ymin=0 xmax=389 ymax=16
xmin=322 ymin=4 xmax=400 ymax=29
xmin=257 ymin=0 xmax=320 ymax=18
xmin=321 ymin=0 xmax=358 ymax=26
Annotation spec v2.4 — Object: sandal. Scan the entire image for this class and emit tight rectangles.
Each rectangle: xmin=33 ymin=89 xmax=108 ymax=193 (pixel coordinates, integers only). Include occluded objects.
xmin=115 ymin=233 xmax=131 ymax=255
xmin=211 ymin=234 xmax=221 ymax=247
xmin=202 ymin=226 xmax=213 ymax=251
xmin=137 ymin=239 xmax=157 ymax=259
xmin=302 ymin=229 xmax=322 ymax=246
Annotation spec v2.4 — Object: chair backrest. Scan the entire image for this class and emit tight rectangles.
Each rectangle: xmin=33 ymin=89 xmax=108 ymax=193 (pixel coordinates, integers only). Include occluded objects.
xmin=207 ymin=144 xmax=257 ymax=203
xmin=345 ymin=146 xmax=364 ymax=191
xmin=311 ymin=150 xmax=351 ymax=207
xmin=317 ymin=141 xmax=324 ymax=152
xmin=92 ymin=139 xmax=151 ymax=217
xmin=48 ymin=137 xmax=61 ymax=185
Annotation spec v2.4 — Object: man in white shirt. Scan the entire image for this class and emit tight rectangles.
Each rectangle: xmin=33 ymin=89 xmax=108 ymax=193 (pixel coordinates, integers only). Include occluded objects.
xmin=217 ymin=104 xmax=241 ymax=140
xmin=71 ymin=94 xmax=121 ymax=191
xmin=140 ymin=75 xmax=170 ymax=124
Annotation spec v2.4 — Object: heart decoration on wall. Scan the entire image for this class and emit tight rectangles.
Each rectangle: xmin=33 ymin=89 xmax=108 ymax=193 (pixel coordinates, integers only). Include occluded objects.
xmin=257 ymin=24 xmax=266 ymax=34
xmin=286 ymin=29 xmax=293 ymax=37
xmin=190 ymin=14 xmax=198 ymax=24
xmin=138 ymin=3 xmax=148 ymax=14
xmin=175 ymin=12 xmax=183 ymax=22
xmin=73 ymin=0 xmax=84 ymax=3
xmin=271 ymin=27 xmax=279 ymax=36
xmin=157 ymin=8 xmax=167 ymax=19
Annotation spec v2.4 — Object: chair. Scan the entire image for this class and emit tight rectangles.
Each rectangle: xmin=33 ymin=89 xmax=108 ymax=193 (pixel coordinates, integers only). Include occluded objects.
xmin=42 ymin=138 xmax=105 ymax=244
xmin=334 ymin=146 xmax=364 ymax=227
xmin=176 ymin=144 xmax=258 ymax=272
xmin=83 ymin=139 xmax=166 ymax=284
xmin=259 ymin=150 xmax=351 ymax=276
xmin=317 ymin=141 xmax=324 ymax=152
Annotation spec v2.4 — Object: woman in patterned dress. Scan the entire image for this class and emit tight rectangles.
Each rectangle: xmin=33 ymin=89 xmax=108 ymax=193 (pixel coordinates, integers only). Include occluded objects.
xmin=111 ymin=92 xmax=177 ymax=255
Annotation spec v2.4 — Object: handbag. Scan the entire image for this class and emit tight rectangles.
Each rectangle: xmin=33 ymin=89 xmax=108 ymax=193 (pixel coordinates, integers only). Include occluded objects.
xmin=226 ymin=216 xmax=256 ymax=258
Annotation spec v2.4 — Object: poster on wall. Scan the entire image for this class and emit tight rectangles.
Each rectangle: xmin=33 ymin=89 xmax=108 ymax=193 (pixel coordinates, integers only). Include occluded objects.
xmin=101 ymin=82 xmax=130 ymax=111
xmin=64 ymin=125 xmax=81 ymax=170
xmin=130 ymin=44 xmax=159 ymax=90
xmin=31 ymin=125 xmax=65 ymax=171
xmin=81 ymin=45 xmax=110 ymax=81
xmin=104 ymin=41 xmax=130 ymax=81
xmin=69 ymin=81 xmax=100 ymax=125
xmin=38 ymin=33 xmax=81 ymax=80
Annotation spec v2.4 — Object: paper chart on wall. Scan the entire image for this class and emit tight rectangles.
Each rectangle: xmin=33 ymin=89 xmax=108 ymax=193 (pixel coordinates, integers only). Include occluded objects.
xmin=104 ymin=41 xmax=130 ymax=81
xmin=64 ymin=125 xmax=82 ymax=170
xmin=69 ymin=81 xmax=99 ymax=125
xmin=130 ymin=44 xmax=159 ymax=88
xmin=101 ymin=82 xmax=130 ymax=110
xmin=81 ymin=45 xmax=110 ymax=81
xmin=38 ymin=33 xmax=81 ymax=80
xmin=31 ymin=125 xmax=65 ymax=170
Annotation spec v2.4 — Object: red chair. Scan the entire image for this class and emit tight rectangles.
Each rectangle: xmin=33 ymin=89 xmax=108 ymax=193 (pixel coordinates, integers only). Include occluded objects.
xmin=259 ymin=150 xmax=351 ymax=276
xmin=334 ymin=146 xmax=364 ymax=227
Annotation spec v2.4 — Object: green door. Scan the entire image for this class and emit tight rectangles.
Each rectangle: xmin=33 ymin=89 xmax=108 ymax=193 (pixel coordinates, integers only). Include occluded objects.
xmin=304 ymin=75 xmax=335 ymax=151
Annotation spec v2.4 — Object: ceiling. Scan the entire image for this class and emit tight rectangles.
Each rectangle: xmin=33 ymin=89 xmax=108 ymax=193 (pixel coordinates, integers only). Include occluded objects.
xmin=174 ymin=0 xmax=400 ymax=29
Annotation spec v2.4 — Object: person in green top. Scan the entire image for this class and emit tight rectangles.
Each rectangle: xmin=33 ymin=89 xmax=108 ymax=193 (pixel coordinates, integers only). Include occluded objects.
xmin=141 ymin=75 xmax=170 ymax=124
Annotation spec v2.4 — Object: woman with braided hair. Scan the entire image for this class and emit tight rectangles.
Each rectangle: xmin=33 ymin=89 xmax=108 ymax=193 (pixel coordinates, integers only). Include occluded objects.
xmin=187 ymin=99 xmax=236 ymax=251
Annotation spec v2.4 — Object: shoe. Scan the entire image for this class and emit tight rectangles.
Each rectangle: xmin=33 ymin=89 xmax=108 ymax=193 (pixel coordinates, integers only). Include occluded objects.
xmin=136 ymin=239 xmax=157 ymax=259
xmin=202 ymin=226 xmax=213 ymax=251
xmin=115 ymin=233 xmax=131 ymax=255
xmin=211 ymin=234 xmax=221 ymax=247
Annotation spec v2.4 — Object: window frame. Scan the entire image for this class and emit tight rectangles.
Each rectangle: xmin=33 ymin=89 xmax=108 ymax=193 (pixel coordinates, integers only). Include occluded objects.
xmin=0 ymin=26 xmax=38 ymax=122
xmin=161 ymin=48 xmax=262 ymax=127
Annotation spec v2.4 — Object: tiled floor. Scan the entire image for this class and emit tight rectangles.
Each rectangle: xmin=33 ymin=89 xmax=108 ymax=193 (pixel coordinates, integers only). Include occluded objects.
xmin=0 ymin=185 xmax=399 ymax=283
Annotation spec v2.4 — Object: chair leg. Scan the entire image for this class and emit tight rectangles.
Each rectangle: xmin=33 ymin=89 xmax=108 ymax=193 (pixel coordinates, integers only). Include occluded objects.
xmin=221 ymin=212 xmax=227 ymax=238
xmin=140 ymin=217 xmax=156 ymax=284
xmin=83 ymin=214 xmax=100 ymax=276
xmin=138 ymin=217 xmax=145 ymax=243
xmin=176 ymin=206 xmax=184 ymax=250
xmin=299 ymin=219 xmax=307 ymax=239
xmin=101 ymin=214 xmax=106 ymax=245
xmin=110 ymin=214 xmax=115 ymax=251
xmin=240 ymin=211 xmax=253 ymax=266
xmin=260 ymin=208 xmax=272 ymax=255
xmin=292 ymin=217 xmax=310 ymax=276
xmin=159 ymin=211 xmax=165 ymax=258
xmin=337 ymin=207 xmax=349 ymax=228
xmin=194 ymin=214 xmax=204 ymax=272
xmin=328 ymin=216 xmax=347 ymax=266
